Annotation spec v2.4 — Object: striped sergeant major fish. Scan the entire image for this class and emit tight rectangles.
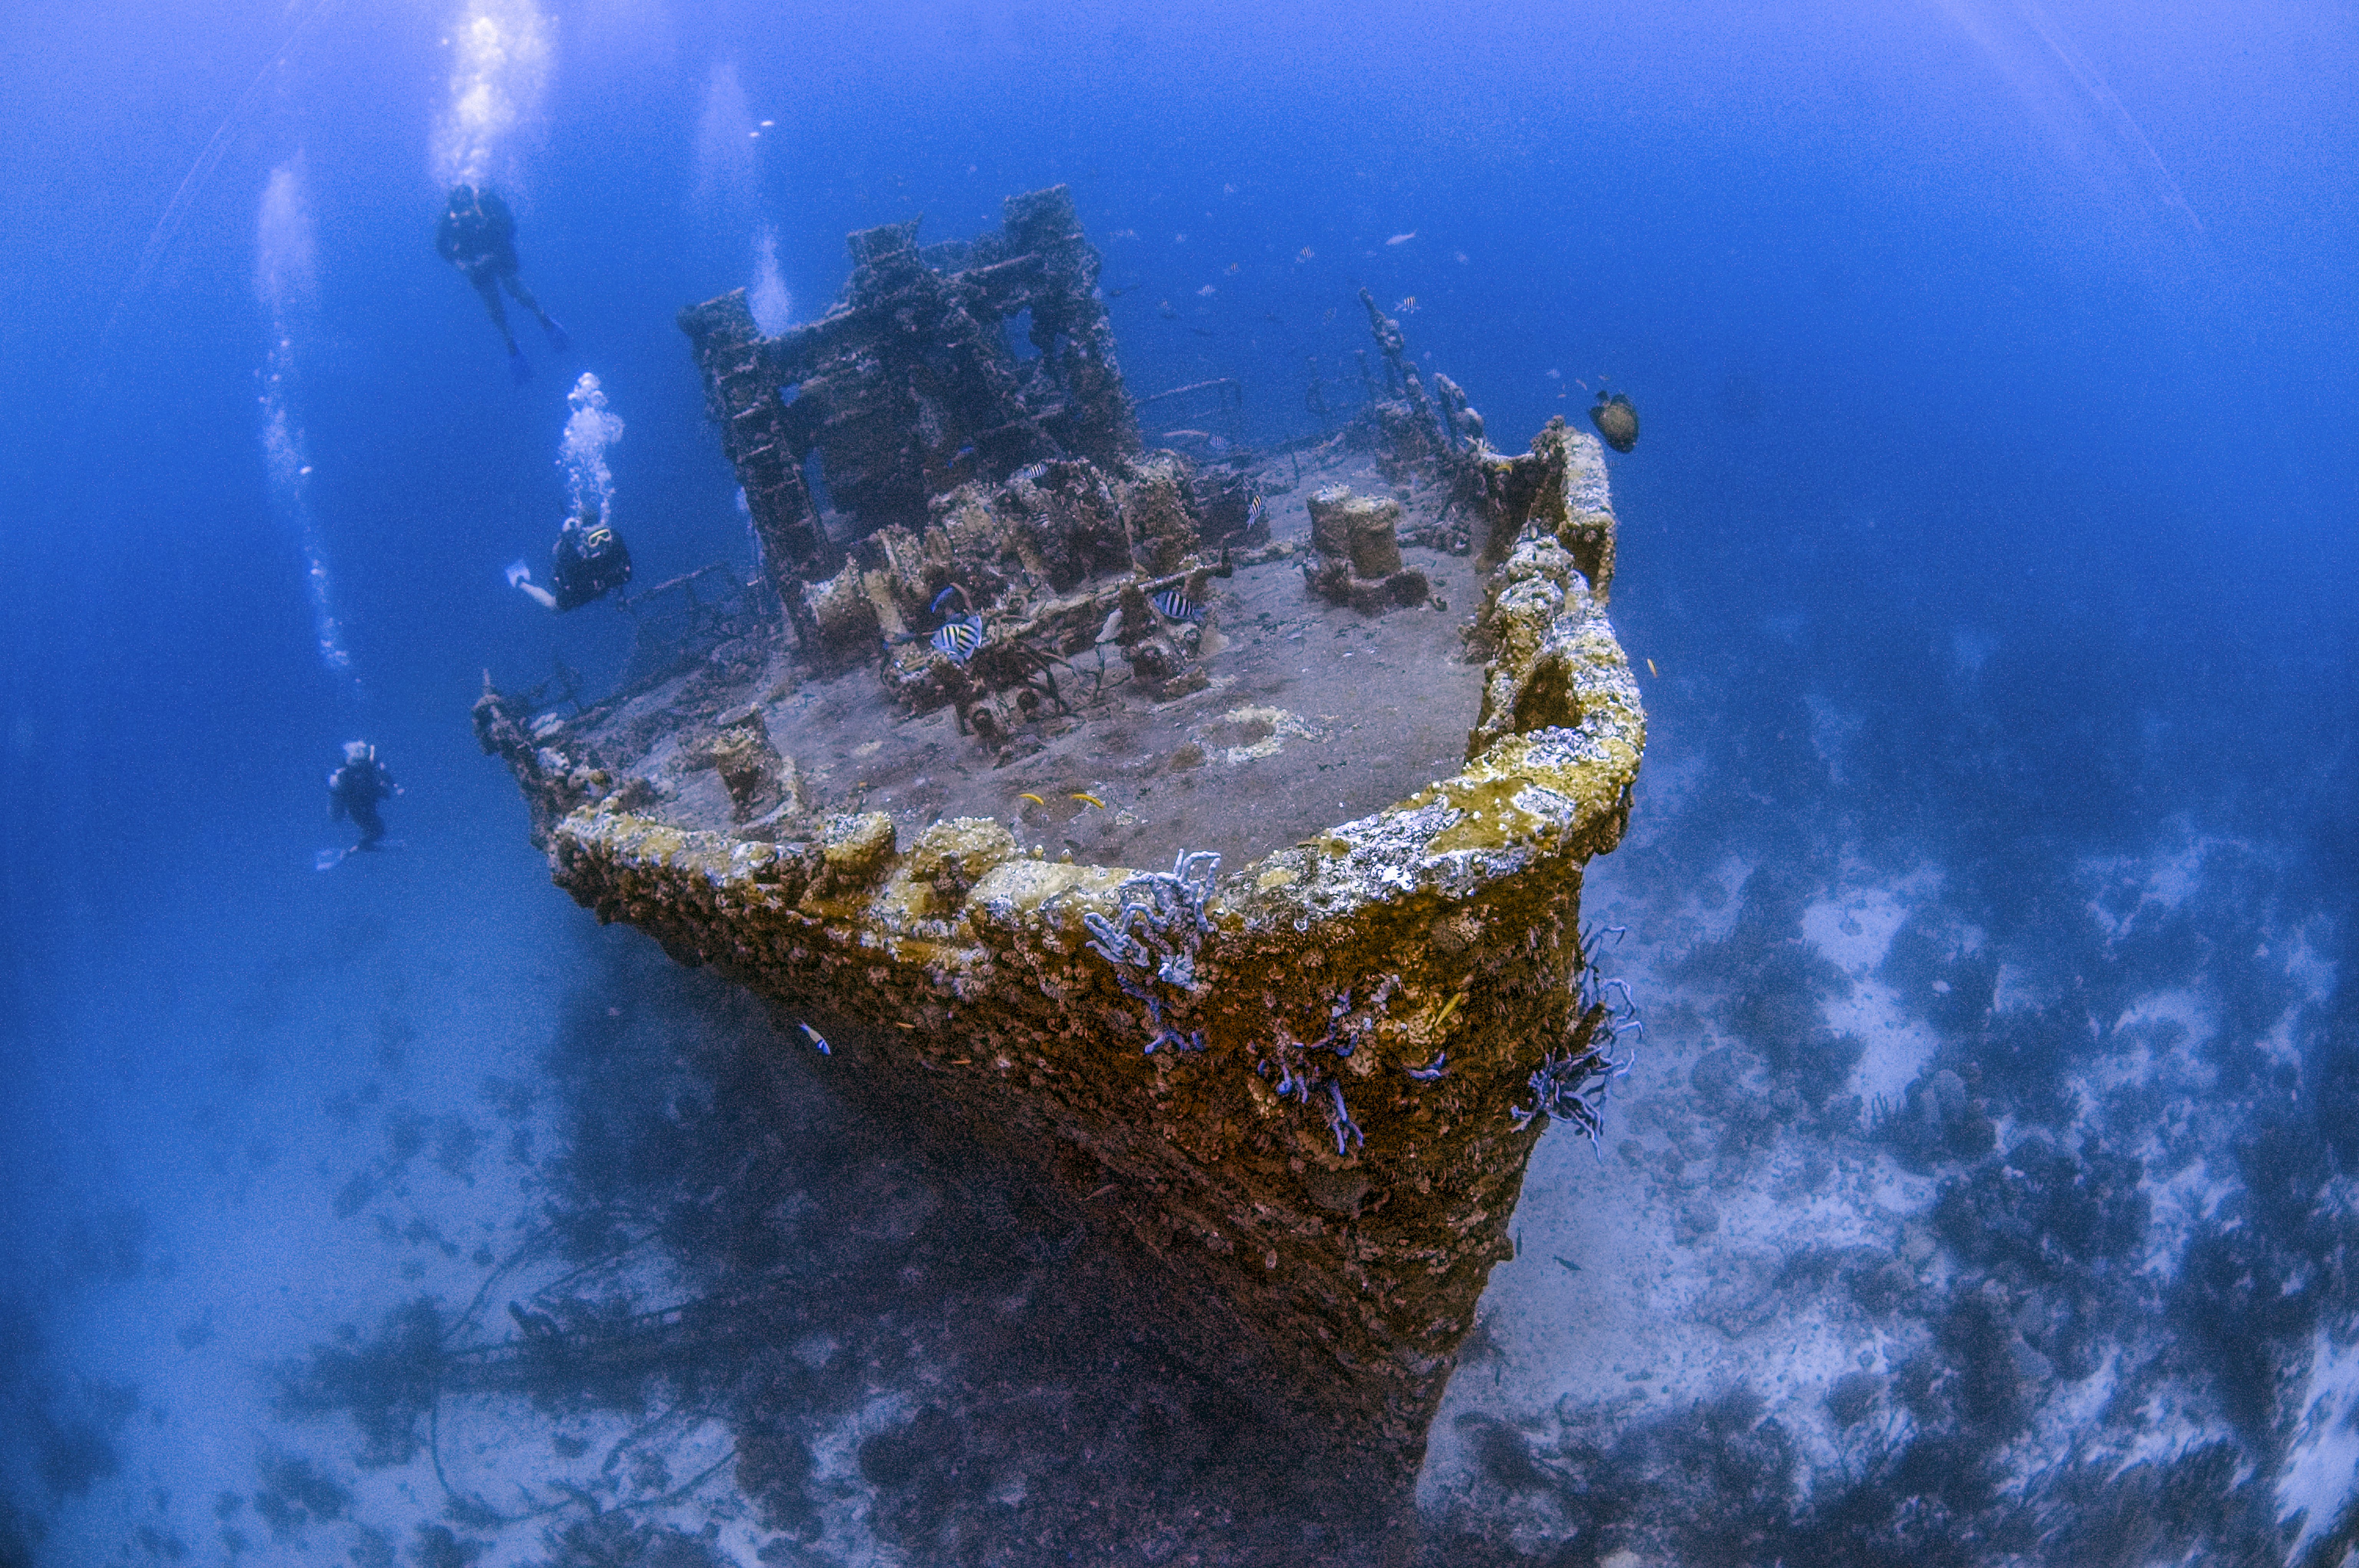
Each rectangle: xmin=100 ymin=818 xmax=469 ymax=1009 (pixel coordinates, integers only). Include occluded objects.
xmin=931 ymin=614 xmax=985 ymax=664
xmin=1245 ymin=493 xmax=1265 ymax=534
xmin=1150 ymin=588 xmax=1206 ymax=624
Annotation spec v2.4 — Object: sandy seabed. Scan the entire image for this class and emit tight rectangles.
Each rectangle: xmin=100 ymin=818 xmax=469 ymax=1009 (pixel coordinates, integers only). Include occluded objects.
xmin=11 ymin=608 xmax=2356 ymax=1568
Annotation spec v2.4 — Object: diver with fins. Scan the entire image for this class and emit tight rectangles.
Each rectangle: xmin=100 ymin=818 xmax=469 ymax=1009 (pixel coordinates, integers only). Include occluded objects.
xmin=508 ymin=499 xmax=632 ymax=613
xmin=320 ymin=740 xmax=401 ymax=868
xmin=436 ymin=184 xmax=569 ymax=383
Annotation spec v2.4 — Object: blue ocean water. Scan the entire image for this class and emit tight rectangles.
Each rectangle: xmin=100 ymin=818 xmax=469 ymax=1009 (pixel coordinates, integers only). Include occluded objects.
xmin=3 ymin=1 xmax=2355 ymax=1563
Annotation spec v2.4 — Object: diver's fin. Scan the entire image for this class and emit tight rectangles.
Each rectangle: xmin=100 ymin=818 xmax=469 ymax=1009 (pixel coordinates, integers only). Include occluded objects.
xmin=505 ymin=558 xmax=532 ymax=588
xmin=541 ymin=316 xmax=570 ymax=353
xmin=314 ymin=848 xmax=348 ymax=872
xmin=509 ymin=346 xmax=533 ymax=385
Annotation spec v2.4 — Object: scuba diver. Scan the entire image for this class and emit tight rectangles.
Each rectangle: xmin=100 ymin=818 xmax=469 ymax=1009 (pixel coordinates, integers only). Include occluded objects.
xmin=435 ymin=184 xmax=568 ymax=382
xmin=326 ymin=741 xmax=400 ymax=855
xmin=507 ymin=500 xmax=632 ymax=612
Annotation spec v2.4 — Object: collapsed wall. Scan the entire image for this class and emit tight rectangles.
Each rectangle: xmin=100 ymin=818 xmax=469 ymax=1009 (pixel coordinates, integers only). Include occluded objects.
xmin=679 ymin=184 xmax=1137 ymax=646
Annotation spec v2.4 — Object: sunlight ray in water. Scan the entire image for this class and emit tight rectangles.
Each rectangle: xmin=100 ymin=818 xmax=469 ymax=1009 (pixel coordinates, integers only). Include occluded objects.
xmin=1927 ymin=0 xmax=2209 ymax=256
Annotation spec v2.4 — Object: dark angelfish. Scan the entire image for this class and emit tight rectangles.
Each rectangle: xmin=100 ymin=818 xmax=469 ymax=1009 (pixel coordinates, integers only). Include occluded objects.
xmin=1589 ymin=389 xmax=1639 ymax=453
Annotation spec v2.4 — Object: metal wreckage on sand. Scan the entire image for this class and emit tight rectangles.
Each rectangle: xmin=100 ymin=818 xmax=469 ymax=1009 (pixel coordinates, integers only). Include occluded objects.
xmin=476 ymin=185 xmax=1646 ymax=1488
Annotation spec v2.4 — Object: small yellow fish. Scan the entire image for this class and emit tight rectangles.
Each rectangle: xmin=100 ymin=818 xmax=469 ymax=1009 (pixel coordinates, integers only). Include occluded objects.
xmin=1647 ymin=658 xmax=1659 ymax=677
xmin=1433 ymin=991 xmax=1464 ymax=1027
xmin=1071 ymin=792 xmax=1107 ymax=809
xmin=1019 ymin=793 xmax=1045 ymax=805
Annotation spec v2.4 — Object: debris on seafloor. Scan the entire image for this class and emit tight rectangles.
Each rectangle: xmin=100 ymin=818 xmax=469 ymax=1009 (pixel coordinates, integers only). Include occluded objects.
xmin=475 ymin=183 xmax=1646 ymax=1502
xmin=1303 ymin=484 xmax=1429 ymax=612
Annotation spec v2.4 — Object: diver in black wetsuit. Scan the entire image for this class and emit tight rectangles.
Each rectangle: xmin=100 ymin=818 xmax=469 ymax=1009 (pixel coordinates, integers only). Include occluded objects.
xmin=436 ymin=184 xmax=568 ymax=381
xmin=508 ymin=501 xmax=632 ymax=612
xmin=328 ymin=741 xmax=399 ymax=851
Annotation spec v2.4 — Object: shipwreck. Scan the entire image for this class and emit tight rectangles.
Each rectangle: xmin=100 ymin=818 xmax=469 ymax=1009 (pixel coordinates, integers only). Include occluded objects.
xmin=477 ymin=185 xmax=1646 ymax=1487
